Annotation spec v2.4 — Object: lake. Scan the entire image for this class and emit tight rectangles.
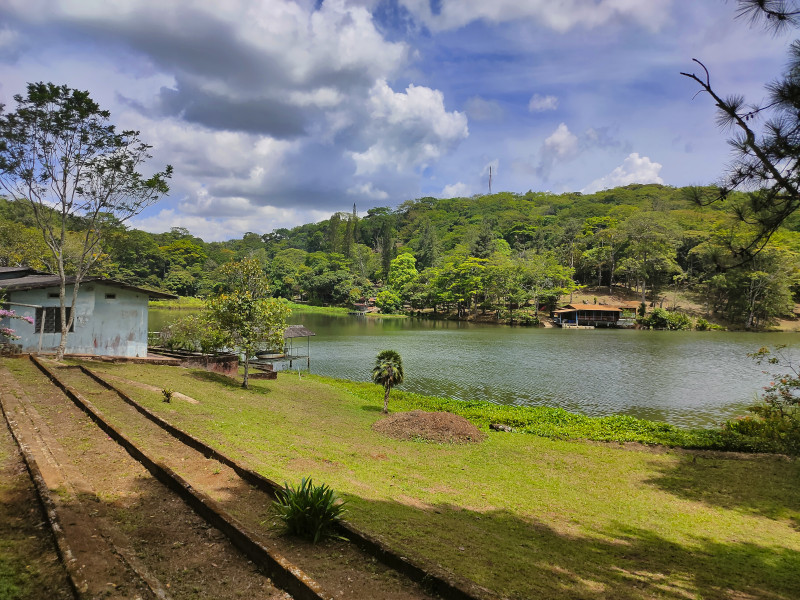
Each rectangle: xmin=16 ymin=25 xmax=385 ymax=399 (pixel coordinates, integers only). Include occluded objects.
xmin=150 ymin=308 xmax=800 ymax=429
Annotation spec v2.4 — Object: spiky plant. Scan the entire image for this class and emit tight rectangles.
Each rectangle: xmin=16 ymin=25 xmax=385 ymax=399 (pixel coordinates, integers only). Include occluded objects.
xmin=273 ymin=478 xmax=346 ymax=543
xmin=371 ymin=349 xmax=404 ymax=414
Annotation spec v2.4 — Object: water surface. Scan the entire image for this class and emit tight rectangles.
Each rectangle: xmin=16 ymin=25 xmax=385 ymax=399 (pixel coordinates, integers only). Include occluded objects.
xmin=150 ymin=308 xmax=799 ymax=428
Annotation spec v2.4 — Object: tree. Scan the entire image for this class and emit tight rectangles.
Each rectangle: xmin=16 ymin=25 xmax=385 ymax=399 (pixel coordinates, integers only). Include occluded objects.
xmin=682 ymin=1 xmax=800 ymax=254
xmin=618 ymin=212 xmax=682 ymax=304
xmin=415 ymin=218 xmax=440 ymax=269
xmin=519 ymin=251 xmax=578 ymax=314
xmin=0 ymin=83 xmax=172 ymax=359
xmin=0 ymin=218 xmax=51 ymax=270
xmin=371 ymin=349 xmax=404 ymax=414
xmin=375 ymin=289 xmax=403 ymax=314
xmin=706 ymin=247 xmax=797 ymax=327
xmin=387 ymin=253 xmax=419 ymax=304
xmin=448 ymin=256 xmax=488 ymax=318
xmin=327 ymin=213 xmax=342 ymax=254
xmin=343 ymin=206 xmax=357 ymax=259
xmin=207 ymin=258 xmax=290 ymax=388
xmin=470 ymin=219 xmax=496 ymax=259
xmin=379 ymin=221 xmax=395 ymax=279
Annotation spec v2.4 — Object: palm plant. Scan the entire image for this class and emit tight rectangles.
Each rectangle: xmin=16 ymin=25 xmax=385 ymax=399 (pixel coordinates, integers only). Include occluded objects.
xmin=371 ymin=349 xmax=404 ymax=414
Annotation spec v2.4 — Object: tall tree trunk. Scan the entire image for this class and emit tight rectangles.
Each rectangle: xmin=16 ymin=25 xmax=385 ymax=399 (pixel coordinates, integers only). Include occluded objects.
xmin=242 ymin=356 xmax=250 ymax=388
xmin=57 ymin=289 xmax=67 ymax=361
xmin=608 ymin=251 xmax=615 ymax=295
xmin=383 ymin=386 xmax=390 ymax=413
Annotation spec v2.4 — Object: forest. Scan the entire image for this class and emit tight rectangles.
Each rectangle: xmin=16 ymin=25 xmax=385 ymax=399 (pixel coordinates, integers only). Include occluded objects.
xmin=2 ymin=183 xmax=800 ymax=329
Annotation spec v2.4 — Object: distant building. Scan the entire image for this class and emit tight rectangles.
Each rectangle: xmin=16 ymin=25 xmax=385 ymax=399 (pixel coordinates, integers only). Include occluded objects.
xmin=0 ymin=267 xmax=175 ymax=357
xmin=552 ymin=303 xmax=622 ymax=327
xmin=613 ymin=300 xmax=641 ymax=319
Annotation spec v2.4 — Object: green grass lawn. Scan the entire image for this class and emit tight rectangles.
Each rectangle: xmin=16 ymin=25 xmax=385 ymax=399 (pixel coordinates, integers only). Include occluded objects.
xmin=149 ymin=298 xmax=407 ymax=318
xmin=149 ymin=296 xmax=205 ymax=309
xmin=40 ymin=361 xmax=800 ymax=599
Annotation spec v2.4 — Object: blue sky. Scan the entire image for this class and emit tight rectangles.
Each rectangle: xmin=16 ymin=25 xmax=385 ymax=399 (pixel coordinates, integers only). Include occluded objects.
xmin=0 ymin=0 xmax=794 ymax=240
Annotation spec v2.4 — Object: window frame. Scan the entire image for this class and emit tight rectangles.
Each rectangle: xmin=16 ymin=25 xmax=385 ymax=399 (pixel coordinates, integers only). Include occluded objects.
xmin=35 ymin=306 xmax=74 ymax=334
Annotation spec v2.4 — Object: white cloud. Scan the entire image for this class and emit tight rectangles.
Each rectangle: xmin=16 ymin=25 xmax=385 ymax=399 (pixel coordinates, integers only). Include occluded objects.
xmin=581 ymin=152 xmax=663 ymax=193
xmin=543 ymin=123 xmax=578 ymax=159
xmin=528 ymin=94 xmax=558 ymax=112
xmin=347 ymin=182 xmax=389 ymax=200
xmin=399 ymin=0 xmax=672 ymax=32
xmin=130 ymin=205 xmax=331 ymax=242
xmin=5 ymin=0 xmax=408 ymax=94
xmin=350 ymin=79 xmax=468 ymax=174
xmin=0 ymin=0 xmax=459 ymax=226
xmin=441 ymin=182 xmax=473 ymax=198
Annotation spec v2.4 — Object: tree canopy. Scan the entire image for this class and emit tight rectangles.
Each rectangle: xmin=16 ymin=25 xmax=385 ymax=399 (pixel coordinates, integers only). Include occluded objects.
xmin=207 ymin=258 xmax=290 ymax=388
xmin=372 ymin=350 xmax=405 ymax=414
xmin=0 ymin=82 xmax=171 ymax=358
xmin=682 ymin=1 xmax=800 ymax=254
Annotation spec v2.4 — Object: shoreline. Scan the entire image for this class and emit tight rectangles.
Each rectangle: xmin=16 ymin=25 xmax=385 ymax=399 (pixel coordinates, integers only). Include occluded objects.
xmin=149 ymin=297 xmax=800 ymax=332
xmin=314 ymin=375 xmax=785 ymax=455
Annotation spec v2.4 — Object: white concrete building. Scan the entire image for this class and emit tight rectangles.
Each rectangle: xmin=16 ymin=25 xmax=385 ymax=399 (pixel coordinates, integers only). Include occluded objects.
xmin=0 ymin=267 xmax=175 ymax=357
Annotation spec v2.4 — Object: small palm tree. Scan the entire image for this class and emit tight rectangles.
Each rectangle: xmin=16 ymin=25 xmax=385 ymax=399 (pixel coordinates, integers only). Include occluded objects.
xmin=371 ymin=350 xmax=404 ymax=414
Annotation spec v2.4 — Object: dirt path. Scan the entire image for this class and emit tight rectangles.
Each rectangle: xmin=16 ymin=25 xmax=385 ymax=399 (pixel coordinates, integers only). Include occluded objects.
xmin=0 ymin=399 xmax=73 ymax=600
xmin=1 ymin=358 xmax=444 ymax=600
xmin=0 ymin=360 xmax=291 ymax=600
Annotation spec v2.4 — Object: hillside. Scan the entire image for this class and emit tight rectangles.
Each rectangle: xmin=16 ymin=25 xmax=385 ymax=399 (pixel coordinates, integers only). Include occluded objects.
xmin=2 ymin=184 xmax=800 ymax=329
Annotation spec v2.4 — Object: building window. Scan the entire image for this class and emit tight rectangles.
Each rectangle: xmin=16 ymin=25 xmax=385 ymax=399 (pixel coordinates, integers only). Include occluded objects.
xmin=35 ymin=307 xmax=74 ymax=333
xmin=105 ymin=293 xmax=116 ymax=300
xmin=48 ymin=292 xmax=59 ymax=298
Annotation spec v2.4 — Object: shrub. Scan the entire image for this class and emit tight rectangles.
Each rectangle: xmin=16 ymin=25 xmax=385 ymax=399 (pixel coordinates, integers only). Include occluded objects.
xmin=723 ymin=415 xmax=767 ymax=437
xmin=640 ymin=308 xmax=692 ymax=330
xmin=519 ymin=313 xmax=540 ymax=326
xmin=666 ymin=311 xmax=693 ymax=330
xmin=159 ymin=313 xmax=229 ymax=353
xmin=695 ymin=317 xmax=723 ymax=331
xmin=375 ymin=290 xmax=402 ymax=314
xmin=273 ymin=478 xmax=346 ymax=543
xmin=733 ymin=346 xmax=800 ymax=454
xmin=162 ymin=388 xmax=174 ymax=403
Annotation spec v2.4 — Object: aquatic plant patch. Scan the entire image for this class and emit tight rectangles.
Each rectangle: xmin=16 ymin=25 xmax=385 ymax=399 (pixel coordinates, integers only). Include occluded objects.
xmin=325 ymin=378 xmax=780 ymax=453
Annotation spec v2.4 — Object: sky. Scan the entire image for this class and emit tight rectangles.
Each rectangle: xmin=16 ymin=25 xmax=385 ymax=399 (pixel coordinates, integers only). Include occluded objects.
xmin=0 ymin=0 xmax=795 ymax=241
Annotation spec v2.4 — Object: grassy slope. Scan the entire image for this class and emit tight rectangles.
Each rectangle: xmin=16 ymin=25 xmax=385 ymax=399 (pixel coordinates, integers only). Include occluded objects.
xmin=60 ymin=360 xmax=800 ymax=600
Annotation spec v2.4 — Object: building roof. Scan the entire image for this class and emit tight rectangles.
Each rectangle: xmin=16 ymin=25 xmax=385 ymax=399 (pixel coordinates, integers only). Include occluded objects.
xmin=0 ymin=266 xmax=36 ymax=280
xmin=0 ymin=272 xmax=177 ymax=300
xmin=554 ymin=304 xmax=622 ymax=313
xmin=284 ymin=324 xmax=315 ymax=338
